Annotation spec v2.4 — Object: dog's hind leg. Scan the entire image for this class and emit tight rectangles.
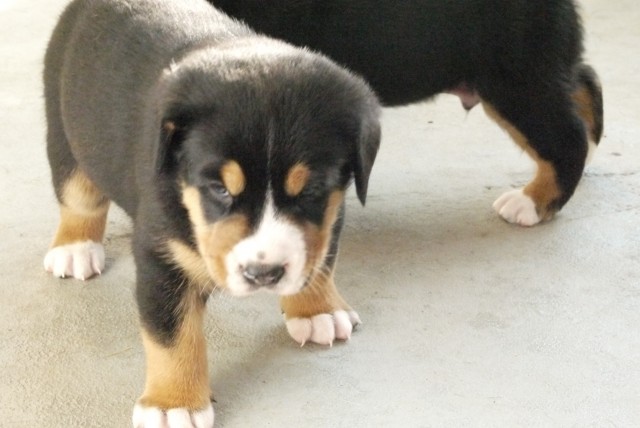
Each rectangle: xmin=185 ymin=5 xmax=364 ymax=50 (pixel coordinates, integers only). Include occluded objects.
xmin=44 ymin=168 xmax=110 ymax=280
xmin=43 ymin=13 xmax=111 ymax=280
xmin=482 ymin=72 xmax=600 ymax=226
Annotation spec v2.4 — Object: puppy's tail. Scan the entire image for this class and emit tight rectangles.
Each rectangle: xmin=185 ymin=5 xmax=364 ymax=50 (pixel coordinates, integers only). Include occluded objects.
xmin=572 ymin=63 xmax=604 ymax=146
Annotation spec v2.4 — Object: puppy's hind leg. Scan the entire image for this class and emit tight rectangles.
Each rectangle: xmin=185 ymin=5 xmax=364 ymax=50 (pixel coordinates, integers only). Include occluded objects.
xmin=44 ymin=27 xmax=110 ymax=280
xmin=44 ymin=33 xmax=110 ymax=280
xmin=483 ymin=81 xmax=591 ymax=226
xmin=44 ymin=169 xmax=110 ymax=280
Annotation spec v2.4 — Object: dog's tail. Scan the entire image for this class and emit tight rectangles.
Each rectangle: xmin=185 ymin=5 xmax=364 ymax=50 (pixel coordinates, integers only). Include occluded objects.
xmin=572 ymin=63 xmax=604 ymax=146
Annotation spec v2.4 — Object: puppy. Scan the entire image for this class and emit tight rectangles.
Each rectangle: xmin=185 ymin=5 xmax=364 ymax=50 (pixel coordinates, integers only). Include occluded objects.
xmin=43 ymin=0 xmax=380 ymax=426
xmin=211 ymin=0 xmax=604 ymax=226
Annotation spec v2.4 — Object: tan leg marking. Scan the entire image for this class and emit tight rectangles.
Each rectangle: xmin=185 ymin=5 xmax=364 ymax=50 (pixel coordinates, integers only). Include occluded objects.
xmin=285 ymin=163 xmax=311 ymax=197
xmin=220 ymin=160 xmax=245 ymax=196
xmin=51 ymin=169 xmax=109 ymax=247
xmin=483 ymin=103 xmax=561 ymax=220
xmin=139 ymin=291 xmax=211 ymax=411
xmin=303 ymin=191 xmax=344 ymax=273
xmin=522 ymin=159 xmax=560 ymax=222
xmin=280 ymin=270 xmax=351 ymax=319
xmin=281 ymin=190 xmax=348 ymax=318
xmin=572 ymin=86 xmax=598 ymax=144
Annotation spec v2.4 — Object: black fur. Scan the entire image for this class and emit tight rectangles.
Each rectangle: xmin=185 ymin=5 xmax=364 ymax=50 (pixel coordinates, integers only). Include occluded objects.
xmin=211 ymin=0 xmax=604 ymax=217
xmin=44 ymin=0 xmax=380 ymax=342
xmin=211 ymin=0 xmax=584 ymax=104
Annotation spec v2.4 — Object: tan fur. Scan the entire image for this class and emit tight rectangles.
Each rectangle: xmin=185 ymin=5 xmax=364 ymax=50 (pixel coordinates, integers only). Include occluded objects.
xmin=138 ymin=291 xmax=211 ymax=411
xmin=522 ymin=159 xmax=561 ymax=221
xmin=165 ymin=239 xmax=213 ymax=291
xmin=281 ymin=190 xmax=348 ymax=318
xmin=163 ymin=120 xmax=176 ymax=135
xmin=572 ymin=86 xmax=597 ymax=143
xmin=280 ymin=271 xmax=351 ymax=319
xmin=181 ymin=185 xmax=207 ymax=228
xmin=198 ymin=216 xmax=249 ymax=288
xmin=482 ymin=103 xmax=561 ymax=219
xmin=301 ymin=190 xmax=344 ymax=273
xmin=285 ymin=163 xmax=311 ymax=197
xmin=51 ymin=169 xmax=109 ymax=247
xmin=181 ymin=185 xmax=249 ymax=288
xmin=220 ymin=160 xmax=245 ymax=196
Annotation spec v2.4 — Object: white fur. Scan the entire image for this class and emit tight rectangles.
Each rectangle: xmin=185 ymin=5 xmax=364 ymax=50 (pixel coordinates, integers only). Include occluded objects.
xmin=43 ymin=240 xmax=104 ymax=280
xmin=286 ymin=310 xmax=361 ymax=346
xmin=493 ymin=189 xmax=541 ymax=226
xmin=225 ymin=195 xmax=307 ymax=296
xmin=132 ymin=403 xmax=214 ymax=428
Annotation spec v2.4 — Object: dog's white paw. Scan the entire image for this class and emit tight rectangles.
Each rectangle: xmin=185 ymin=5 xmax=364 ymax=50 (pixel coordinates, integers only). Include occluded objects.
xmin=132 ymin=403 xmax=214 ymax=428
xmin=285 ymin=310 xmax=361 ymax=346
xmin=493 ymin=189 xmax=541 ymax=226
xmin=44 ymin=240 xmax=105 ymax=280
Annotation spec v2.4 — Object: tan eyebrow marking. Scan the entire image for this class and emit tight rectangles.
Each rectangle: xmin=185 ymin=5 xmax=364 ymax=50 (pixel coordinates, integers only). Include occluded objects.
xmin=220 ymin=160 xmax=245 ymax=196
xmin=285 ymin=163 xmax=311 ymax=197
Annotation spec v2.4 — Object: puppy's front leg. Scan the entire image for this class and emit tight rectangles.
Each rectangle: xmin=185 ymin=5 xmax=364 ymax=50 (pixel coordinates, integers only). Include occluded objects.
xmin=132 ymin=249 xmax=213 ymax=428
xmin=280 ymin=201 xmax=360 ymax=347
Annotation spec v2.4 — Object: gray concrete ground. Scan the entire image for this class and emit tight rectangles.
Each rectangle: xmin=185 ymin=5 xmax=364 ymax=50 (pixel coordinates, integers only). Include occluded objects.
xmin=1 ymin=0 xmax=638 ymax=426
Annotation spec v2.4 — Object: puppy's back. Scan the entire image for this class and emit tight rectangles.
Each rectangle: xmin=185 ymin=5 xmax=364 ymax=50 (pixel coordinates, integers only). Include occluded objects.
xmin=49 ymin=0 xmax=251 ymax=126
xmin=44 ymin=0 xmax=253 ymax=211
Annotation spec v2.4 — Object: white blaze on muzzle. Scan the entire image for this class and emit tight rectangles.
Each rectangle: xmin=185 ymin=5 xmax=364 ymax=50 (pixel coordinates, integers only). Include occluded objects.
xmin=224 ymin=194 xmax=307 ymax=296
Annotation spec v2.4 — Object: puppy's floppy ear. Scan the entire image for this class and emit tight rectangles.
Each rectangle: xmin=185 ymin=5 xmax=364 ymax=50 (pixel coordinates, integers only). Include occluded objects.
xmin=353 ymin=107 xmax=381 ymax=205
xmin=153 ymin=65 xmax=193 ymax=175
xmin=155 ymin=116 xmax=188 ymax=175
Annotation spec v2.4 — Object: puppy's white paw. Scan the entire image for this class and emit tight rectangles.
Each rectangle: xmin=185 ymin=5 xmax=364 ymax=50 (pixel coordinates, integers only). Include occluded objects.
xmin=132 ymin=403 xmax=214 ymax=428
xmin=286 ymin=310 xmax=361 ymax=346
xmin=493 ymin=189 xmax=541 ymax=226
xmin=44 ymin=240 xmax=105 ymax=280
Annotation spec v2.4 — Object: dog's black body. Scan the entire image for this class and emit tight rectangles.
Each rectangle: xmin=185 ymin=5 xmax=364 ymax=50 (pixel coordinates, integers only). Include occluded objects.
xmin=44 ymin=0 xmax=379 ymax=425
xmin=212 ymin=0 xmax=604 ymax=225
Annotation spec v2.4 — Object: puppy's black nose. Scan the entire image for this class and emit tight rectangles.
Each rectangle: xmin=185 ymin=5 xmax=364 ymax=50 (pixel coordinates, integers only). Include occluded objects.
xmin=242 ymin=263 xmax=285 ymax=287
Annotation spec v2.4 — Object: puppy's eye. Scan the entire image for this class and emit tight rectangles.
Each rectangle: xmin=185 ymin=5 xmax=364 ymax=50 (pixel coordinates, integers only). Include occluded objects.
xmin=208 ymin=181 xmax=230 ymax=198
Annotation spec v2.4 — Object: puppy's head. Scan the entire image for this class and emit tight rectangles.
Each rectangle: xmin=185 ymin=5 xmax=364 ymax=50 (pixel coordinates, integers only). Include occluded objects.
xmin=155 ymin=41 xmax=380 ymax=296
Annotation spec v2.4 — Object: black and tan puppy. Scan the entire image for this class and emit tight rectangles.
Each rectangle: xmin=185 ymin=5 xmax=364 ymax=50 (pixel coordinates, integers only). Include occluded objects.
xmin=212 ymin=0 xmax=604 ymax=226
xmin=43 ymin=0 xmax=380 ymax=425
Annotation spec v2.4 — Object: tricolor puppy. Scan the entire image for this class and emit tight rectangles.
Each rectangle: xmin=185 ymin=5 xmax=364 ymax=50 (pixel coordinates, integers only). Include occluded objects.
xmin=212 ymin=0 xmax=604 ymax=226
xmin=43 ymin=0 xmax=380 ymax=426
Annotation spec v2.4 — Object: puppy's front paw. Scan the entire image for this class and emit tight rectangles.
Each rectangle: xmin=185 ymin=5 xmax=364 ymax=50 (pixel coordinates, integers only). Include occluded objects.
xmin=132 ymin=403 xmax=214 ymax=428
xmin=493 ymin=189 xmax=541 ymax=226
xmin=285 ymin=310 xmax=361 ymax=346
xmin=44 ymin=240 xmax=105 ymax=280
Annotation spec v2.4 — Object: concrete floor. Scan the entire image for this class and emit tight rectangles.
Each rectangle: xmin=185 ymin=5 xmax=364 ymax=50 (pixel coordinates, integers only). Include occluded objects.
xmin=1 ymin=0 xmax=639 ymax=426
